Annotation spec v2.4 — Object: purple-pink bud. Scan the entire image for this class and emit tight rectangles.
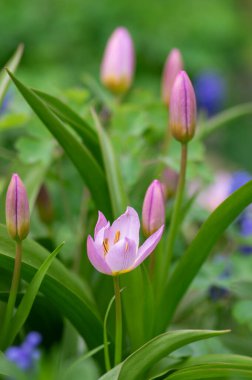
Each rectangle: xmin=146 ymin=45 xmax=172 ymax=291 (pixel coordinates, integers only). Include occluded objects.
xmin=6 ymin=174 xmax=30 ymax=241
xmin=161 ymin=168 xmax=179 ymax=199
xmin=142 ymin=180 xmax=165 ymax=237
xmin=169 ymin=70 xmax=197 ymax=143
xmin=100 ymin=27 xmax=135 ymax=94
xmin=161 ymin=48 xmax=183 ymax=106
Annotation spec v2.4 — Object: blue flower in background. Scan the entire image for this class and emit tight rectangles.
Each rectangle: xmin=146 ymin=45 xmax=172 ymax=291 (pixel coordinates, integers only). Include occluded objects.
xmin=229 ymin=171 xmax=252 ymax=254
xmin=5 ymin=331 xmax=42 ymax=372
xmin=194 ymin=72 xmax=226 ymax=116
xmin=229 ymin=171 xmax=252 ymax=194
xmin=0 ymin=91 xmax=12 ymax=115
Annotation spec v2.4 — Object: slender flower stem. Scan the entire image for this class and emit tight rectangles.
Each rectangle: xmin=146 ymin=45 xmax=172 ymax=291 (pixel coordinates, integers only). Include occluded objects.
xmin=164 ymin=143 xmax=188 ymax=279
xmin=0 ymin=241 xmax=22 ymax=349
xmin=113 ymin=276 xmax=122 ymax=365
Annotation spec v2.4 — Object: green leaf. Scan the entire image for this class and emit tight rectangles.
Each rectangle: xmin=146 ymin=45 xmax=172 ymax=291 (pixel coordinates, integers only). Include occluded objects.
xmin=166 ymin=355 xmax=252 ymax=380
xmin=32 ymin=89 xmax=103 ymax=166
xmin=6 ymin=242 xmax=64 ymax=346
xmin=117 ymin=330 xmax=228 ymax=380
xmin=0 ymin=44 xmax=24 ymax=104
xmin=7 ymin=70 xmax=112 ymax=217
xmin=0 ymin=113 xmax=29 ymax=130
xmin=0 ymin=224 xmax=107 ymax=356
xmin=160 ymin=180 xmax=252 ymax=330
xmin=62 ymin=344 xmax=105 ymax=380
xmin=91 ymin=109 xmax=127 ymax=217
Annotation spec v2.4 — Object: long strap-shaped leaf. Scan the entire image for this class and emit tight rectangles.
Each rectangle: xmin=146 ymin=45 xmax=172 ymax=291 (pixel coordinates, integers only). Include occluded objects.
xmin=0 ymin=224 xmax=104 ymax=352
xmin=7 ymin=70 xmax=112 ymax=217
xmin=91 ymin=109 xmax=127 ymax=217
xmin=32 ymin=89 xmax=103 ymax=166
xmin=160 ymin=180 xmax=252 ymax=330
xmin=166 ymin=364 xmax=252 ymax=379
xmin=100 ymin=330 xmax=227 ymax=380
xmin=0 ymin=44 xmax=24 ymax=104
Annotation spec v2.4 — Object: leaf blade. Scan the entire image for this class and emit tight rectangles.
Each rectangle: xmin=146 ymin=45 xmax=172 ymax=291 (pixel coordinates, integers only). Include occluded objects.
xmin=0 ymin=44 xmax=24 ymax=103
xmin=7 ymin=70 xmax=112 ymax=216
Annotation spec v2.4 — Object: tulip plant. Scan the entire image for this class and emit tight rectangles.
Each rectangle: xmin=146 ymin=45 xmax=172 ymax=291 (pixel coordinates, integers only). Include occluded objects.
xmin=1 ymin=28 xmax=252 ymax=379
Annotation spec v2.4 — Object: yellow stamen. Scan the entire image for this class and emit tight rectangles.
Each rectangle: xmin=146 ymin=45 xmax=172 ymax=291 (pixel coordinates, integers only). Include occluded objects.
xmin=103 ymin=238 xmax=110 ymax=255
xmin=125 ymin=241 xmax=129 ymax=252
xmin=114 ymin=230 xmax=121 ymax=244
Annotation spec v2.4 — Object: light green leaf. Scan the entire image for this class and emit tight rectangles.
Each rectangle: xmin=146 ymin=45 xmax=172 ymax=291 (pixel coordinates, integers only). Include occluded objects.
xmin=0 ymin=113 xmax=29 ymax=130
xmin=6 ymin=242 xmax=64 ymax=346
xmin=7 ymin=70 xmax=112 ymax=216
xmin=160 ymin=181 xmax=252 ymax=330
xmin=0 ymin=224 xmax=107 ymax=357
xmin=91 ymin=109 xmax=127 ymax=217
xmin=166 ymin=360 xmax=252 ymax=379
xmin=0 ymin=44 xmax=24 ymax=104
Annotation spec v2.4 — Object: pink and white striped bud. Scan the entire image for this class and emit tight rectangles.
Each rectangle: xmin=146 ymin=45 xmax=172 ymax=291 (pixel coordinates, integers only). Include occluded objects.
xmin=169 ymin=70 xmax=197 ymax=143
xmin=6 ymin=174 xmax=30 ymax=241
xmin=161 ymin=48 xmax=183 ymax=106
xmin=100 ymin=27 xmax=135 ymax=94
xmin=142 ymin=179 xmax=165 ymax=237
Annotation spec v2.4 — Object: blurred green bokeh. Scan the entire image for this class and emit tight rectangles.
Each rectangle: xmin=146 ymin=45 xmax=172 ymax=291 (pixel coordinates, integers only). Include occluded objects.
xmin=1 ymin=0 xmax=252 ymax=167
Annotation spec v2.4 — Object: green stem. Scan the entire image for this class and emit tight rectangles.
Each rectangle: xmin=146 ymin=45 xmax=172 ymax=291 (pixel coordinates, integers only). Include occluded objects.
xmin=0 ymin=241 xmax=22 ymax=349
xmin=164 ymin=143 xmax=188 ymax=278
xmin=113 ymin=276 xmax=122 ymax=365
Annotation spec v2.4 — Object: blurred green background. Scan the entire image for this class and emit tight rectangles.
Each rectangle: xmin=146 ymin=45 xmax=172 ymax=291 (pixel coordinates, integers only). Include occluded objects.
xmin=1 ymin=0 xmax=252 ymax=168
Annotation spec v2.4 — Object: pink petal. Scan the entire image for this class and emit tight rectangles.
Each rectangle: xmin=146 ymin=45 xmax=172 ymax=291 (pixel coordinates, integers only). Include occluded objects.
xmin=94 ymin=222 xmax=111 ymax=248
xmin=133 ymin=225 xmax=164 ymax=268
xmin=105 ymin=238 xmax=137 ymax=274
xmin=94 ymin=211 xmax=108 ymax=239
xmin=108 ymin=206 xmax=140 ymax=247
xmin=87 ymin=236 xmax=112 ymax=275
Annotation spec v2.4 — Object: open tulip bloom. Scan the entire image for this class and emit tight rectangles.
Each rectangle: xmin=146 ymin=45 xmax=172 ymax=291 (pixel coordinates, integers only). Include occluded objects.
xmin=87 ymin=207 xmax=164 ymax=275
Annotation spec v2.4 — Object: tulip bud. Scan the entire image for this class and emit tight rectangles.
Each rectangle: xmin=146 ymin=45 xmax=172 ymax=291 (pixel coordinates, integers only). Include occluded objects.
xmin=161 ymin=48 xmax=183 ymax=106
xmin=169 ymin=70 xmax=197 ymax=143
xmin=161 ymin=167 xmax=179 ymax=199
xmin=6 ymin=174 xmax=30 ymax=241
xmin=142 ymin=179 xmax=165 ymax=237
xmin=101 ymin=27 xmax=135 ymax=94
xmin=36 ymin=185 xmax=54 ymax=225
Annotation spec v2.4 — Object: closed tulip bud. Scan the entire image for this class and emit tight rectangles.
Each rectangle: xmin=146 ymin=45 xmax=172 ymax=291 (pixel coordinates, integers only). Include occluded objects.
xmin=101 ymin=27 xmax=135 ymax=94
xmin=142 ymin=180 xmax=165 ymax=237
xmin=169 ymin=70 xmax=197 ymax=143
xmin=161 ymin=167 xmax=179 ymax=199
xmin=36 ymin=185 xmax=54 ymax=225
xmin=161 ymin=48 xmax=183 ymax=106
xmin=6 ymin=174 xmax=30 ymax=241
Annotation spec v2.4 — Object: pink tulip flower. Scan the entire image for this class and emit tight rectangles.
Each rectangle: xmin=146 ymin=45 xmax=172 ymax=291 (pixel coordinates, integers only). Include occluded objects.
xmin=87 ymin=207 xmax=164 ymax=275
